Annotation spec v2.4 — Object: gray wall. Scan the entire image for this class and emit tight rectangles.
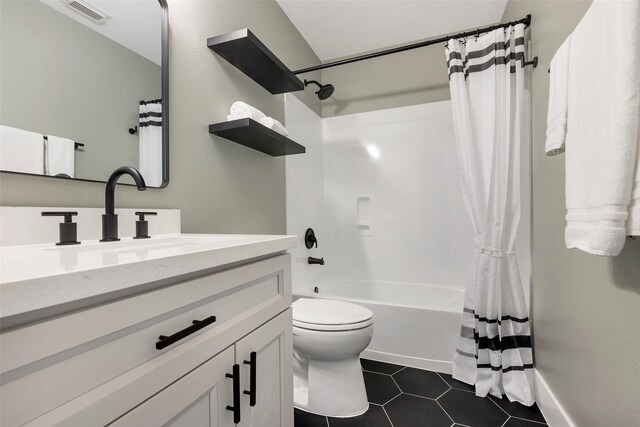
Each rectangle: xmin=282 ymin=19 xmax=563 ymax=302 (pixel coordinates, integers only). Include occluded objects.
xmin=0 ymin=0 xmax=161 ymax=182
xmin=0 ymin=0 xmax=321 ymax=234
xmin=320 ymin=44 xmax=450 ymax=118
xmin=502 ymin=2 xmax=640 ymax=426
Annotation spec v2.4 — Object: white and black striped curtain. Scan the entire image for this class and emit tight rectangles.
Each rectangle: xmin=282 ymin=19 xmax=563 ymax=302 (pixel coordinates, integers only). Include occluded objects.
xmin=445 ymin=23 xmax=535 ymax=406
xmin=139 ymin=99 xmax=163 ymax=187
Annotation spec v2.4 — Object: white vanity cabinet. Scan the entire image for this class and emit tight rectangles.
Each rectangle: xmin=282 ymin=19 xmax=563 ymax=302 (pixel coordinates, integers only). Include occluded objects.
xmin=0 ymin=252 xmax=294 ymax=427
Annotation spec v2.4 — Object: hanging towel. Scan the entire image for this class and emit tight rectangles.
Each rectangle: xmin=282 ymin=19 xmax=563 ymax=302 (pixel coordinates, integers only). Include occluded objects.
xmin=139 ymin=101 xmax=163 ymax=187
xmin=564 ymin=0 xmax=640 ymax=256
xmin=228 ymin=101 xmax=267 ymax=121
xmin=44 ymin=135 xmax=75 ymax=178
xmin=545 ymin=36 xmax=571 ymax=156
xmin=259 ymin=117 xmax=289 ymax=137
xmin=628 ymin=134 xmax=640 ymax=235
xmin=0 ymin=125 xmax=45 ymax=174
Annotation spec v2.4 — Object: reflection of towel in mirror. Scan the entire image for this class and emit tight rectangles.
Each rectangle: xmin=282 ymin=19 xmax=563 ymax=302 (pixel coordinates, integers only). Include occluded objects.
xmin=139 ymin=101 xmax=163 ymax=187
xmin=0 ymin=125 xmax=45 ymax=174
xmin=45 ymin=135 xmax=75 ymax=178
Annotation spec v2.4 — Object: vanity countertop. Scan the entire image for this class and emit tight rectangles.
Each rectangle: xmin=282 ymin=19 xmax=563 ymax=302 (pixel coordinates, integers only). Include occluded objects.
xmin=0 ymin=234 xmax=297 ymax=323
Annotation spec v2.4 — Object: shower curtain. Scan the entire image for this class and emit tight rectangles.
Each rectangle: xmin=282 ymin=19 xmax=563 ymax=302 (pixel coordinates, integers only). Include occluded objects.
xmin=445 ymin=23 xmax=534 ymax=406
xmin=139 ymin=100 xmax=163 ymax=187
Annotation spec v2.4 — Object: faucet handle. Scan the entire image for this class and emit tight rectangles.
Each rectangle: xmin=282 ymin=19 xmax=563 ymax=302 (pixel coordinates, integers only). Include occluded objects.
xmin=41 ymin=211 xmax=80 ymax=245
xmin=134 ymin=211 xmax=157 ymax=239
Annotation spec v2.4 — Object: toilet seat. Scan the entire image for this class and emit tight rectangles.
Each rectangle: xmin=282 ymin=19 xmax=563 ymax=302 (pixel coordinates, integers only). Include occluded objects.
xmin=292 ymin=298 xmax=373 ymax=332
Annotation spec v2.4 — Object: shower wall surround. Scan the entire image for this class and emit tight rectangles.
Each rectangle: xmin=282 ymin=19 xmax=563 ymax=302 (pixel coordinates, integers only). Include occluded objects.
xmin=285 ymin=97 xmax=532 ymax=304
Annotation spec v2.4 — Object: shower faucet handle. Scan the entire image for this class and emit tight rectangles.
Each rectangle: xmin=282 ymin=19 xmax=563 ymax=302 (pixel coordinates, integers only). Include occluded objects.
xmin=305 ymin=228 xmax=318 ymax=249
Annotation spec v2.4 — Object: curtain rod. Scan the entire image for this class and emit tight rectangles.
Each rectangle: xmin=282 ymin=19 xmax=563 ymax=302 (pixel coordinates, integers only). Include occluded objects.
xmin=293 ymin=14 xmax=532 ymax=74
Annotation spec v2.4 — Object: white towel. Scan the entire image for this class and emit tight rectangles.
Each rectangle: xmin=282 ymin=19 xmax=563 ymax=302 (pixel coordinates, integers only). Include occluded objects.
xmin=628 ymin=132 xmax=640 ymax=235
xmin=45 ymin=135 xmax=75 ymax=178
xmin=228 ymin=101 xmax=267 ymax=121
xmin=0 ymin=125 xmax=44 ymax=174
xmin=259 ymin=117 xmax=289 ymax=137
xmin=545 ymin=36 xmax=571 ymax=156
xmin=139 ymin=102 xmax=163 ymax=187
xmin=564 ymin=0 xmax=640 ymax=256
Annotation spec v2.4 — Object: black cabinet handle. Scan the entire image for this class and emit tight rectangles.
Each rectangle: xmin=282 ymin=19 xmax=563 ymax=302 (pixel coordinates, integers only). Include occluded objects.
xmin=226 ymin=364 xmax=241 ymax=424
xmin=155 ymin=315 xmax=216 ymax=350
xmin=243 ymin=351 xmax=257 ymax=407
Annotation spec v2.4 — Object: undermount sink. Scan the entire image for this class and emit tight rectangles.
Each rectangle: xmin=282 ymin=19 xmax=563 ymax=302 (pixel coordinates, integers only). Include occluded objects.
xmin=41 ymin=235 xmax=246 ymax=255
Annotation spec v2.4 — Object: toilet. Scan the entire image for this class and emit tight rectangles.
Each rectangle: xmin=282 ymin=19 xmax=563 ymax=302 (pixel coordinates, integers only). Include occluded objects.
xmin=292 ymin=298 xmax=374 ymax=418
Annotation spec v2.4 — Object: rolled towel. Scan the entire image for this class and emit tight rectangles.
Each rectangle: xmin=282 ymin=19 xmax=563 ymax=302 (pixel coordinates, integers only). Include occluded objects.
xmin=259 ymin=117 xmax=289 ymax=137
xmin=545 ymin=35 xmax=571 ymax=156
xmin=229 ymin=101 xmax=267 ymax=121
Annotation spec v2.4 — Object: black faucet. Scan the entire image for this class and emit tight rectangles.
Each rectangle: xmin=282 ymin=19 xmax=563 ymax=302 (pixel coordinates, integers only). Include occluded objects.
xmin=101 ymin=166 xmax=146 ymax=242
xmin=308 ymin=257 xmax=324 ymax=265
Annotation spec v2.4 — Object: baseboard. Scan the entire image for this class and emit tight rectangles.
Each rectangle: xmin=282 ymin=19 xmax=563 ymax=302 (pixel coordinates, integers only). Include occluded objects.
xmin=534 ymin=369 xmax=576 ymax=427
xmin=361 ymin=349 xmax=453 ymax=374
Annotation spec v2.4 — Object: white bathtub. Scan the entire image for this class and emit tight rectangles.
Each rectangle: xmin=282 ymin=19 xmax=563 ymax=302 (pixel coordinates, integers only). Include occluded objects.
xmin=295 ymin=280 xmax=465 ymax=373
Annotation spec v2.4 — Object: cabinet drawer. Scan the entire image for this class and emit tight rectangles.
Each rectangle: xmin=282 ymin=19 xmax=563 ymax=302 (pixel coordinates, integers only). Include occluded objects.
xmin=1 ymin=254 xmax=291 ymax=427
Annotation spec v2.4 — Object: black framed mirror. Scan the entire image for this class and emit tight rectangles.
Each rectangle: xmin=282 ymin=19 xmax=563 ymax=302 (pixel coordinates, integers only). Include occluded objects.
xmin=0 ymin=0 xmax=169 ymax=188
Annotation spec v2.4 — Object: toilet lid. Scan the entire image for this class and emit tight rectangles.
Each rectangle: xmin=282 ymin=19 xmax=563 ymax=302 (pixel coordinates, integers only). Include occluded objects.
xmin=292 ymin=298 xmax=373 ymax=329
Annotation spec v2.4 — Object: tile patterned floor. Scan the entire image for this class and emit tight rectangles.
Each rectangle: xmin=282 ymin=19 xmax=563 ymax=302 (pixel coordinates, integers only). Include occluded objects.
xmin=294 ymin=359 xmax=547 ymax=427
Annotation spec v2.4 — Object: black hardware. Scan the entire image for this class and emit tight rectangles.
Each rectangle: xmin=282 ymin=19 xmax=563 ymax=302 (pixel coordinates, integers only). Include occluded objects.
xmin=74 ymin=142 xmax=84 ymax=150
xmin=128 ymin=126 xmax=138 ymax=135
xmin=308 ymin=256 xmax=324 ymax=265
xmin=209 ymin=118 xmax=305 ymax=157
xmin=303 ymin=79 xmax=334 ymax=101
xmin=521 ymin=56 xmax=539 ymax=69
xmin=133 ymin=211 xmax=157 ymax=239
xmin=41 ymin=211 xmax=80 ymax=245
xmin=156 ymin=315 xmax=216 ymax=350
xmin=313 ymin=286 xmax=319 ymax=293
xmin=101 ymin=166 xmax=147 ymax=242
xmin=304 ymin=228 xmax=318 ymax=249
xmin=243 ymin=351 xmax=257 ymax=407
xmin=293 ymin=14 xmax=533 ymax=74
xmin=226 ymin=364 xmax=241 ymax=424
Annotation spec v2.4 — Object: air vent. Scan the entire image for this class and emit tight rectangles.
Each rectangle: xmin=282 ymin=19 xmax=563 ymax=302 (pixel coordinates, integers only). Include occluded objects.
xmin=62 ymin=0 xmax=110 ymax=23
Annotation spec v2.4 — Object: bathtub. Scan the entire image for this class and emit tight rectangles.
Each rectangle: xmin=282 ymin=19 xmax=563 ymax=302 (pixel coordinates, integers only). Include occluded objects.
xmin=295 ymin=280 xmax=465 ymax=373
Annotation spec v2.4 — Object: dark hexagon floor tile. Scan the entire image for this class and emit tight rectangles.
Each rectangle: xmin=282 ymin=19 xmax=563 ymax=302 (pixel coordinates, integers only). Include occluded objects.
xmin=393 ymin=367 xmax=450 ymax=398
xmin=295 ymin=408 xmax=328 ymax=427
xmin=504 ymin=418 xmax=548 ymax=427
xmin=489 ymin=395 xmax=546 ymax=423
xmin=363 ymin=371 xmax=401 ymax=404
xmin=438 ymin=372 xmax=476 ymax=392
xmin=360 ymin=359 xmax=405 ymax=375
xmin=328 ymin=404 xmax=392 ymax=427
xmin=384 ymin=394 xmax=452 ymax=427
xmin=438 ymin=389 xmax=508 ymax=427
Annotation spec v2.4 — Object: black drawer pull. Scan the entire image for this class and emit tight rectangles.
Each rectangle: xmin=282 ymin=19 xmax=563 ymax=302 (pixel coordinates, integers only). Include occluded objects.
xmin=243 ymin=351 xmax=257 ymax=407
xmin=156 ymin=315 xmax=216 ymax=350
xmin=226 ymin=364 xmax=241 ymax=424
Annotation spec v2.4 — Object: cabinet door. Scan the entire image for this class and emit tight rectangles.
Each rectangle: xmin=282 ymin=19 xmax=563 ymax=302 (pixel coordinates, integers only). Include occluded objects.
xmin=109 ymin=346 xmax=236 ymax=427
xmin=235 ymin=309 xmax=293 ymax=427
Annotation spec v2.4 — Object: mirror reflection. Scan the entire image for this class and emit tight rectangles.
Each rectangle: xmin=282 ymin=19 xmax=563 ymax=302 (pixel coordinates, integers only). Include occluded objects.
xmin=0 ymin=0 xmax=165 ymax=187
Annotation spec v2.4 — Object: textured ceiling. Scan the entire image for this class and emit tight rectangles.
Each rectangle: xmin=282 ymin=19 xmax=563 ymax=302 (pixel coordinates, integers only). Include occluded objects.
xmin=276 ymin=0 xmax=508 ymax=61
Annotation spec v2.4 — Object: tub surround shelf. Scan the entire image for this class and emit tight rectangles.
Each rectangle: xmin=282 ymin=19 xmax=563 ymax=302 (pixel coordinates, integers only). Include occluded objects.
xmin=209 ymin=118 xmax=306 ymax=156
xmin=207 ymin=28 xmax=304 ymax=94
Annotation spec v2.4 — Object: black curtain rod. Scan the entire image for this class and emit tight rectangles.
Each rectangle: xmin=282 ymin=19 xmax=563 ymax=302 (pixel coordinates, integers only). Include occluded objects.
xmin=294 ymin=14 xmax=531 ymax=74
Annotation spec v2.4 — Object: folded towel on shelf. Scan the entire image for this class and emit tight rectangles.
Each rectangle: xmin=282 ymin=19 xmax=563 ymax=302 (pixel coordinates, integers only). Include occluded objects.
xmin=0 ymin=125 xmax=44 ymax=174
xmin=545 ymin=35 xmax=571 ymax=156
xmin=564 ymin=0 xmax=640 ymax=256
xmin=45 ymin=135 xmax=75 ymax=178
xmin=259 ymin=117 xmax=289 ymax=137
xmin=228 ymin=101 xmax=267 ymax=121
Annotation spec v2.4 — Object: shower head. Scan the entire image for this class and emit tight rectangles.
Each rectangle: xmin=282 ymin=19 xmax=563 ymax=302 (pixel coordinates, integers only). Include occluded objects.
xmin=304 ymin=79 xmax=334 ymax=100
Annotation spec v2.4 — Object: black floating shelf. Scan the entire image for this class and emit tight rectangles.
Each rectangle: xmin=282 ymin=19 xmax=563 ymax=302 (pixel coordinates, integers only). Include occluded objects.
xmin=209 ymin=118 xmax=305 ymax=157
xmin=207 ymin=29 xmax=304 ymax=95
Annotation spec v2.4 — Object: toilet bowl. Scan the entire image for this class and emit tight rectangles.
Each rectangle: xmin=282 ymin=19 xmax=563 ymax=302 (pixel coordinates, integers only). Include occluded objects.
xmin=292 ymin=298 xmax=374 ymax=418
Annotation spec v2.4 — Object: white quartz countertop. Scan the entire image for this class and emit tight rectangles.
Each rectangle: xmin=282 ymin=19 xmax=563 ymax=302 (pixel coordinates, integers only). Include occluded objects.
xmin=0 ymin=233 xmax=297 ymax=322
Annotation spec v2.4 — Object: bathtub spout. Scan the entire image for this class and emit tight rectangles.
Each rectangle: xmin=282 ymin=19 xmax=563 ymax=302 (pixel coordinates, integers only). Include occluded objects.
xmin=308 ymin=256 xmax=325 ymax=265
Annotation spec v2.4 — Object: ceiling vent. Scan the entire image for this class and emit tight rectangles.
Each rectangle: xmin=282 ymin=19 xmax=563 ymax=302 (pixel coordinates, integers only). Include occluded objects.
xmin=61 ymin=0 xmax=110 ymax=23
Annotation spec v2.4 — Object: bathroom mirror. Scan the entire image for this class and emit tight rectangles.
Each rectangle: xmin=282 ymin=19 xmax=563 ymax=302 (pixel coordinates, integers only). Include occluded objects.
xmin=0 ymin=0 xmax=169 ymax=188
